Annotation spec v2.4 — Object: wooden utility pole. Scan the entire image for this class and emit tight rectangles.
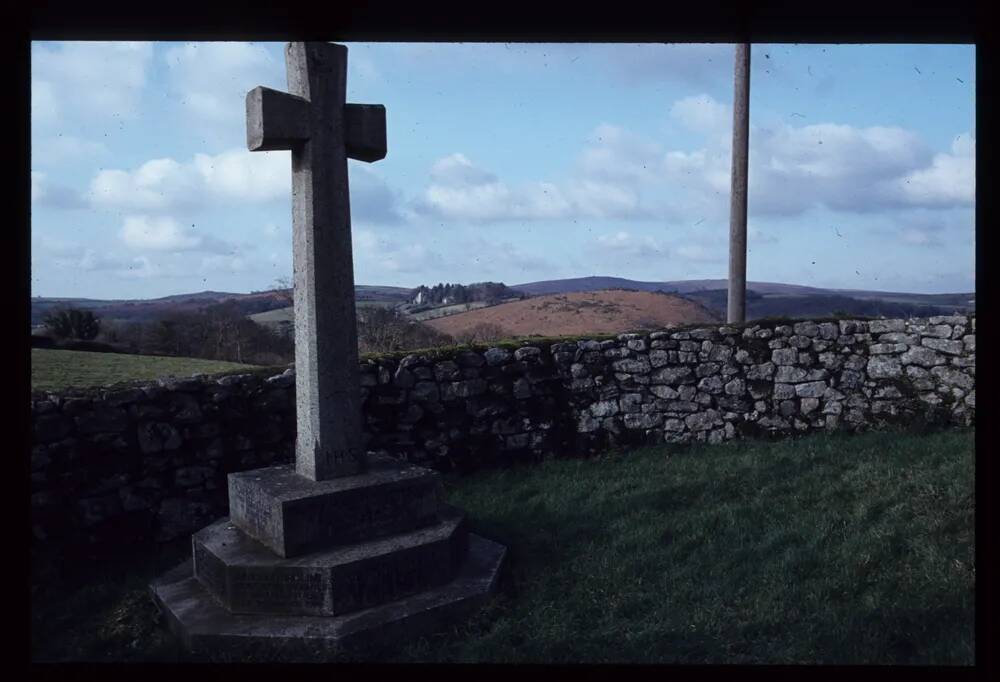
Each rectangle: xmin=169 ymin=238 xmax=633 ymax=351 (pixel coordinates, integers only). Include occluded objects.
xmin=727 ymin=43 xmax=751 ymax=324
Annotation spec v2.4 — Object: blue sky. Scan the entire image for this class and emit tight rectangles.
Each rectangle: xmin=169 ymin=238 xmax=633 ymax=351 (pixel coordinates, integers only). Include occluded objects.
xmin=30 ymin=42 xmax=975 ymax=299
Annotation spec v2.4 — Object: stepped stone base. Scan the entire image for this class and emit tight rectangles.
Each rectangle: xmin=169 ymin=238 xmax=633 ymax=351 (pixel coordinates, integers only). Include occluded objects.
xmin=151 ymin=533 xmax=506 ymax=660
xmin=192 ymin=506 xmax=469 ymax=616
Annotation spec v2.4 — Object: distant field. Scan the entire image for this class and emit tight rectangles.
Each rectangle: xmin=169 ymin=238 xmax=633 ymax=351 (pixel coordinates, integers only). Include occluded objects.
xmin=409 ymin=301 xmax=490 ymax=321
xmin=425 ymin=289 xmax=719 ymax=338
xmin=31 ymin=349 xmax=260 ymax=392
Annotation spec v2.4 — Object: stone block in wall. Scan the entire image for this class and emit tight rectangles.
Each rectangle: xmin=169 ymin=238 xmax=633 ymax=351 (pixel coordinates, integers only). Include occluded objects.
xmin=660 ymin=400 xmax=699 ymax=413
xmin=746 ymin=362 xmax=775 ymax=380
xmin=577 ymin=414 xmax=601 ymax=433
xmin=919 ymin=324 xmax=953 ymax=339
xmin=697 ymin=376 xmax=724 ymax=394
xmin=795 ymin=381 xmax=827 ymax=398
xmin=619 ymin=393 xmax=643 ymax=413
xmin=900 ymin=346 xmax=946 ymax=368
xmin=612 ymin=357 xmax=651 ymax=374
xmin=695 ymin=362 xmax=720 ymax=378
xmin=878 ymin=332 xmax=919 ymax=345
xmin=921 ymin=338 xmax=964 ymax=355
xmin=684 ymin=409 xmax=719 ymax=432
xmin=716 ymin=395 xmax=751 ymax=413
xmin=410 ymin=381 xmax=440 ymax=403
xmin=774 ymin=383 xmax=795 ymax=400
xmin=651 ymin=366 xmax=694 ymax=385
xmin=77 ymin=493 xmax=123 ymax=527
xmin=930 ymin=366 xmax=974 ymax=390
xmin=514 ymin=346 xmax=542 ymax=363
xmin=34 ymin=414 xmax=73 ymax=444
xmin=137 ymin=422 xmax=183 ymax=454
xmin=772 ymin=348 xmax=797 ymax=366
xmin=870 ymin=343 xmax=907 ymax=354
xmin=867 ymin=356 xmax=902 ymax=379
xmin=649 ymin=385 xmax=679 ymax=400
xmin=624 ymin=412 xmax=662 ymax=430
xmin=774 ymin=366 xmax=808 ymax=383
xmin=156 ymin=497 xmax=215 ymax=542
xmin=433 ymin=361 xmax=461 ymax=382
xmin=869 ymin=319 xmax=905 ymax=334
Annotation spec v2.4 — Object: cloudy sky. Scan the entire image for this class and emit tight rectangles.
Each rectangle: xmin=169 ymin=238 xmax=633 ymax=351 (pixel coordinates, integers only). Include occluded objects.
xmin=30 ymin=42 xmax=975 ymax=299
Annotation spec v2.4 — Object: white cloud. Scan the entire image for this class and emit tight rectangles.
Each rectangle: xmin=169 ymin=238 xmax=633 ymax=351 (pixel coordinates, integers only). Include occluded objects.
xmin=164 ymin=42 xmax=282 ymax=128
xmin=675 ymin=243 xmax=724 ymax=263
xmin=892 ymin=133 xmax=974 ymax=207
xmin=88 ymin=149 xmax=288 ymax=211
xmin=354 ymin=228 xmax=447 ymax=274
xmin=192 ymin=148 xmax=289 ymax=202
xmin=88 ymin=149 xmax=404 ymax=224
xmin=31 ymin=170 xmax=86 ymax=209
xmin=121 ymin=215 xmax=203 ymax=251
xmin=78 ymin=249 xmax=131 ymax=271
xmin=33 ymin=135 xmax=109 ymax=167
xmin=655 ymin=95 xmax=972 ymax=216
xmin=670 ymin=94 xmax=731 ymax=136
xmin=35 ymin=235 xmax=82 ymax=257
xmin=595 ymin=230 xmax=667 ymax=258
xmin=577 ymin=124 xmax=663 ymax=184
xmin=31 ymin=80 xmax=58 ymax=126
xmin=31 ymin=42 xmax=153 ymax=125
xmin=748 ymin=226 xmax=778 ymax=244
xmin=430 ymin=153 xmax=498 ymax=186
xmin=416 ymin=151 xmax=650 ymax=223
xmin=899 ymin=228 xmax=940 ymax=246
xmin=119 ymin=255 xmax=161 ymax=279
xmin=200 ymin=254 xmax=248 ymax=272
xmin=31 ymin=172 xmax=44 ymax=204
xmin=350 ymin=166 xmax=407 ymax=225
xmin=602 ymin=43 xmax=733 ymax=86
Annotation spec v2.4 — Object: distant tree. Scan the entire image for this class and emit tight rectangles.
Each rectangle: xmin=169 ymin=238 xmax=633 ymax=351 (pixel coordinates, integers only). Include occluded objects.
xmin=269 ymin=276 xmax=294 ymax=307
xmin=455 ymin=322 xmax=506 ymax=344
xmin=357 ymin=306 xmax=453 ymax=353
xmin=43 ymin=308 xmax=101 ymax=340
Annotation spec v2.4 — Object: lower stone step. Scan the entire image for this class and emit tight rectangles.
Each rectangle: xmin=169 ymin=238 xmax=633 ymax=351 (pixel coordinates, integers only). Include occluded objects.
xmin=192 ymin=505 xmax=469 ymax=616
xmin=151 ymin=533 xmax=506 ymax=660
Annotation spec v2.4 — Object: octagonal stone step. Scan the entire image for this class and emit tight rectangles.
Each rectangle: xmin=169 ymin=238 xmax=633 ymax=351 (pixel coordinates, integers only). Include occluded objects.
xmin=192 ymin=505 xmax=468 ymax=616
xmin=228 ymin=454 xmax=442 ymax=558
xmin=151 ymin=533 xmax=507 ymax=660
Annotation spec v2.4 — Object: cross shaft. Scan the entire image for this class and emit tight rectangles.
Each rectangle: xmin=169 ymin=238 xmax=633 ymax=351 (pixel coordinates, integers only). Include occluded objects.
xmin=246 ymin=42 xmax=386 ymax=481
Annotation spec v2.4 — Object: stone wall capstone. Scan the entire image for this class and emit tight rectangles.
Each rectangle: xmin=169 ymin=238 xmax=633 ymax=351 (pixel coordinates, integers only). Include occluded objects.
xmin=31 ymin=315 xmax=975 ymax=559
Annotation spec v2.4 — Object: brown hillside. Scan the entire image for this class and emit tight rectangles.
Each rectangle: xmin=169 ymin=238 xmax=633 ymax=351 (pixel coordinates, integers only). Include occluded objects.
xmin=424 ymin=289 xmax=720 ymax=338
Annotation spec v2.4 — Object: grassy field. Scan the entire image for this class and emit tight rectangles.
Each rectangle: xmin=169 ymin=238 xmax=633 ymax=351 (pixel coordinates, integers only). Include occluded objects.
xmin=31 ymin=348 xmax=262 ymax=392
xmin=31 ymin=427 xmax=974 ymax=664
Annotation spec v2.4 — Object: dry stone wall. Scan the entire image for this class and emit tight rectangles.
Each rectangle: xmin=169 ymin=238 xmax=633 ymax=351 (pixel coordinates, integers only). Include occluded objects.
xmin=31 ymin=315 xmax=975 ymax=559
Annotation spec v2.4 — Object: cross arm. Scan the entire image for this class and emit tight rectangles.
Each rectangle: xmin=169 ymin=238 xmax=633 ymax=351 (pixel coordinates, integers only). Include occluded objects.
xmin=246 ymin=86 xmax=311 ymax=152
xmin=344 ymin=104 xmax=387 ymax=162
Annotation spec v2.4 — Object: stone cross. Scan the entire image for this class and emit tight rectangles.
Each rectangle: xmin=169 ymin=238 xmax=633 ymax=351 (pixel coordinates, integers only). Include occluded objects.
xmin=246 ymin=42 xmax=386 ymax=481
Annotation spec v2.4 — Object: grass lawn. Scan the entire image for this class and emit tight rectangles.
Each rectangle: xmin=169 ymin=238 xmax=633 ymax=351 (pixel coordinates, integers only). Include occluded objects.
xmin=31 ymin=348 xmax=265 ymax=392
xmin=30 ymin=427 xmax=975 ymax=664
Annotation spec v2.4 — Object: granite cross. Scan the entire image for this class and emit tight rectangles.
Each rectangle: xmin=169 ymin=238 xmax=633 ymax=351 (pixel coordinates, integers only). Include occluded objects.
xmin=246 ymin=42 xmax=386 ymax=481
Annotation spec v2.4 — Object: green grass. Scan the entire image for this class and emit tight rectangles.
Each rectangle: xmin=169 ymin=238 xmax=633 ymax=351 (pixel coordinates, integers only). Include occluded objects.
xmin=30 ymin=427 xmax=974 ymax=664
xmin=31 ymin=348 xmax=264 ymax=392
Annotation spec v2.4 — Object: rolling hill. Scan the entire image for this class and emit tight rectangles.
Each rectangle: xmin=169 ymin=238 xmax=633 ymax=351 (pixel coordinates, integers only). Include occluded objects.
xmin=511 ymin=277 xmax=974 ymax=320
xmin=422 ymin=290 xmax=720 ymax=338
xmin=31 ymin=285 xmax=412 ymax=326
